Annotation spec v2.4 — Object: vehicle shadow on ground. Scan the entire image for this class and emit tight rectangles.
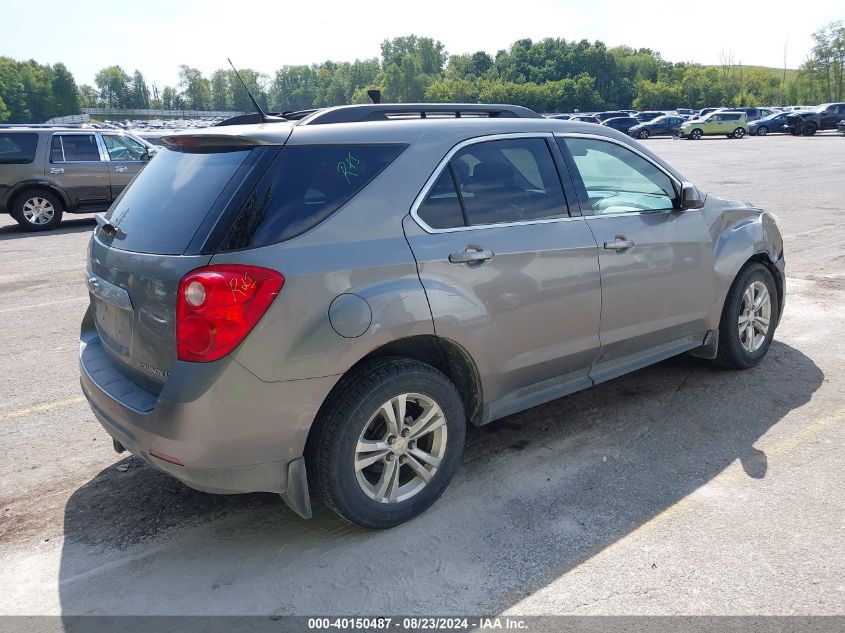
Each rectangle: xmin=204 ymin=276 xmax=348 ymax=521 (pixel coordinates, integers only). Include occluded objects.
xmin=58 ymin=340 xmax=821 ymax=615
xmin=0 ymin=217 xmax=95 ymax=240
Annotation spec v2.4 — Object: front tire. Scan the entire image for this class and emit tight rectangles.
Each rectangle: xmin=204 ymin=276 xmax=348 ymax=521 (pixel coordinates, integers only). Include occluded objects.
xmin=756 ymin=126 xmax=769 ymax=136
xmin=638 ymin=129 xmax=650 ymax=139
xmin=715 ymin=263 xmax=779 ymax=369
xmin=10 ymin=190 xmax=63 ymax=231
xmin=310 ymin=358 xmax=466 ymax=529
xmin=801 ymin=122 xmax=817 ymax=136
xmin=690 ymin=129 xmax=703 ymax=140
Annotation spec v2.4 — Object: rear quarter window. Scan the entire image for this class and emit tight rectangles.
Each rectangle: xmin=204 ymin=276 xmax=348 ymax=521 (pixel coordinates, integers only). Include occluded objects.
xmin=221 ymin=144 xmax=406 ymax=251
xmin=0 ymin=133 xmax=38 ymax=164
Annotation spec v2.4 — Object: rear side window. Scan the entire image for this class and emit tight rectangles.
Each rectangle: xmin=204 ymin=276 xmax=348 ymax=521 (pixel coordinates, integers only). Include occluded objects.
xmin=51 ymin=134 xmax=100 ymax=162
xmin=0 ymin=133 xmax=38 ymax=164
xmin=103 ymin=147 xmax=251 ymax=254
xmin=724 ymin=113 xmax=742 ymax=121
xmin=417 ymin=168 xmax=466 ymax=229
xmin=451 ymin=138 xmax=567 ymax=226
xmin=221 ymin=144 xmax=406 ymax=251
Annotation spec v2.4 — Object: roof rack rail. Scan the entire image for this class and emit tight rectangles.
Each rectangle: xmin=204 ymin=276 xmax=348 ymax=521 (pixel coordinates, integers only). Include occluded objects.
xmin=299 ymin=103 xmax=542 ymax=125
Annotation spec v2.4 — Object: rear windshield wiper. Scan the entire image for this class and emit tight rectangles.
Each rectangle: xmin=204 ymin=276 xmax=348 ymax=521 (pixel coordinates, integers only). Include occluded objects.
xmin=95 ymin=214 xmax=125 ymax=238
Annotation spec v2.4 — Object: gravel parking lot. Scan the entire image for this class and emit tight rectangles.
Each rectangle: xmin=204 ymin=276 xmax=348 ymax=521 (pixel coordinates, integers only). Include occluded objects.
xmin=0 ymin=133 xmax=843 ymax=617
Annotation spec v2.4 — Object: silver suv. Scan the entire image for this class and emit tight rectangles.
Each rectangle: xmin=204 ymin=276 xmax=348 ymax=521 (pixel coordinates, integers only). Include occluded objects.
xmin=0 ymin=126 xmax=154 ymax=230
xmin=79 ymin=104 xmax=785 ymax=528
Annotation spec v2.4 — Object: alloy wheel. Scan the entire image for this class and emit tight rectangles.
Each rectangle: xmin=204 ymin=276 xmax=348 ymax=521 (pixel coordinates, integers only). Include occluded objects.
xmin=22 ymin=197 xmax=55 ymax=225
xmin=738 ymin=280 xmax=771 ymax=353
xmin=355 ymin=393 xmax=447 ymax=504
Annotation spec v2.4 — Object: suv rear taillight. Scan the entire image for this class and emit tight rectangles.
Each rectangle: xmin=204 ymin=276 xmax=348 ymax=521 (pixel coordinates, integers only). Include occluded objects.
xmin=176 ymin=265 xmax=284 ymax=362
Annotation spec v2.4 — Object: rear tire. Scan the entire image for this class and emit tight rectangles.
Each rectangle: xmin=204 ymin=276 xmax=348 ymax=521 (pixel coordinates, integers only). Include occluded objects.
xmin=733 ymin=127 xmax=745 ymax=138
xmin=310 ymin=358 xmax=466 ymax=529
xmin=714 ymin=263 xmax=779 ymax=369
xmin=10 ymin=189 xmax=63 ymax=231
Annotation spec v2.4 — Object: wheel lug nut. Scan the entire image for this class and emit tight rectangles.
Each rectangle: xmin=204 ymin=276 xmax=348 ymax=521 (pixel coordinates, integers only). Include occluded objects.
xmin=400 ymin=428 xmax=410 ymax=438
xmin=387 ymin=435 xmax=397 ymax=445
xmin=385 ymin=453 xmax=394 ymax=462
xmin=408 ymin=440 xmax=416 ymax=450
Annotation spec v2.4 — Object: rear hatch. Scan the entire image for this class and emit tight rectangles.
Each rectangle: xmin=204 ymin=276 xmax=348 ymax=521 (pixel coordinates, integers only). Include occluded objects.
xmin=86 ymin=132 xmax=286 ymax=393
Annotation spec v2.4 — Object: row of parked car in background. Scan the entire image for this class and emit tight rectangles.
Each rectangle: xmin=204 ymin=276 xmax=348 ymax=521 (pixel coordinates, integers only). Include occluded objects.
xmin=1 ymin=100 xmax=843 ymax=232
xmin=549 ymin=103 xmax=845 ymax=139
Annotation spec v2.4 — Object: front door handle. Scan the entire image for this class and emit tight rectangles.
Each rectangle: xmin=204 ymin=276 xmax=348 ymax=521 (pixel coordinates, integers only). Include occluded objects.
xmin=449 ymin=247 xmax=495 ymax=265
xmin=603 ymin=235 xmax=635 ymax=251
xmin=49 ymin=167 xmax=64 ymax=174
xmin=113 ymin=166 xmax=128 ymax=173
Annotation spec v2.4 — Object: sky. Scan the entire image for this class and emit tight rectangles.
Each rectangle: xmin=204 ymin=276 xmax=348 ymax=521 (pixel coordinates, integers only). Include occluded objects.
xmin=3 ymin=0 xmax=843 ymax=88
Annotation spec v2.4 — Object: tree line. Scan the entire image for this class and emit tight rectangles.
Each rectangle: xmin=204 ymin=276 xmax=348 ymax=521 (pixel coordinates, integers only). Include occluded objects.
xmin=1 ymin=21 xmax=843 ymax=123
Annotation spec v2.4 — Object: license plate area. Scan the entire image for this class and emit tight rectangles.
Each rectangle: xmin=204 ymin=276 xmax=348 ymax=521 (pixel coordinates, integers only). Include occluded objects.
xmin=87 ymin=271 xmax=134 ymax=356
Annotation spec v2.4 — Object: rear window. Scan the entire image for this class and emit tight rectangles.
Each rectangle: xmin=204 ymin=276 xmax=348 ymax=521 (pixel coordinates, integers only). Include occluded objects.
xmin=103 ymin=147 xmax=251 ymax=254
xmin=0 ymin=133 xmax=38 ymax=164
xmin=220 ymin=144 xmax=406 ymax=251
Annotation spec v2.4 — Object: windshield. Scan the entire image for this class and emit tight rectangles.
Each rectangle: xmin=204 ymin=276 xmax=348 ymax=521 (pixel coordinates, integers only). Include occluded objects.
xmin=811 ymin=104 xmax=833 ymax=113
xmin=650 ymin=116 xmax=668 ymax=124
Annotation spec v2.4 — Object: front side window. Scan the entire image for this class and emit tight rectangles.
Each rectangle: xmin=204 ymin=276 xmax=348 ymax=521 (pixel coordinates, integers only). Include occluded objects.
xmin=222 ymin=144 xmax=406 ymax=250
xmin=50 ymin=134 xmax=100 ymax=162
xmin=0 ymin=133 xmax=38 ymax=164
xmin=103 ymin=134 xmax=147 ymax=161
xmin=560 ymin=137 xmax=676 ymax=215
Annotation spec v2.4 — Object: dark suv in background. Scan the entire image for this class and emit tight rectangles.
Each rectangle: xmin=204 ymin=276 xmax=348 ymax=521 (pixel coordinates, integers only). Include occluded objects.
xmin=0 ymin=127 xmax=154 ymax=231
xmin=785 ymin=103 xmax=845 ymax=136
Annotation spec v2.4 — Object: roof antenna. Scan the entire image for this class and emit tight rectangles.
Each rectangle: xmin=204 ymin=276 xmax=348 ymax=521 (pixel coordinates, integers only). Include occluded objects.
xmin=228 ymin=58 xmax=268 ymax=123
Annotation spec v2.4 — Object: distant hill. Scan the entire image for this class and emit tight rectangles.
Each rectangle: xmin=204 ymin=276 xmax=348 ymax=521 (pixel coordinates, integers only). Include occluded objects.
xmin=703 ymin=64 xmax=799 ymax=82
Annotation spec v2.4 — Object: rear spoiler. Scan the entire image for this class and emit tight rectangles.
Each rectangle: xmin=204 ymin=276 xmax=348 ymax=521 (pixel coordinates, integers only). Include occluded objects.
xmin=159 ymin=134 xmax=278 ymax=152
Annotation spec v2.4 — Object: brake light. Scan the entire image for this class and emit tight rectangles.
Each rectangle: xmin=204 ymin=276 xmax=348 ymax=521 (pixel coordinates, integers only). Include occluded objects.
xmin=176 ymin=265 xmax=284 ymax=362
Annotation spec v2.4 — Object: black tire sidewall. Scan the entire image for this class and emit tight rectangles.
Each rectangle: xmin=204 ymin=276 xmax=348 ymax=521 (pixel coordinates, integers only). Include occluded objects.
xmin=316 ymin=360 xmax=466 ymax=529
xmin=12 ymin=190 xmax=63 ymax=231
xmin=718 ymin=264 xmax=779 ymax=369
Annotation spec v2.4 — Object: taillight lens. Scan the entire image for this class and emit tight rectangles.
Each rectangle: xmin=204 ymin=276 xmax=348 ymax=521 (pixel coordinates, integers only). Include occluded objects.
xmin=176 ymin=265 xmax=284 ymax=362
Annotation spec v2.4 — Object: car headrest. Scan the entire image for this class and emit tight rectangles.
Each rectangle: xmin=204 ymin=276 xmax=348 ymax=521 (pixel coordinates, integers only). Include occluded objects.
xmin=472 ymin=162 xmax=515 ymax=188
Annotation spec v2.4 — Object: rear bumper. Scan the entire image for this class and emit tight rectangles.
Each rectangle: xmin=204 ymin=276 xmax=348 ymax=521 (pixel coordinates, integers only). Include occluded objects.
xmin=79 ymin=330 xmax=339 ymax=496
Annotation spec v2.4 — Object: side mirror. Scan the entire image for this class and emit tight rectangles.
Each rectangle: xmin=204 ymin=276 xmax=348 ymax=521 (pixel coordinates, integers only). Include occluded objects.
xmin=680 ymin=182 xmax=705 ymax=210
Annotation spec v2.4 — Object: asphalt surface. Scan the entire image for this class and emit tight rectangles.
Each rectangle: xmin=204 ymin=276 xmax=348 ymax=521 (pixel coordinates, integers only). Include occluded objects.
xmin=0 ymin=132 xmax=843 ymax=617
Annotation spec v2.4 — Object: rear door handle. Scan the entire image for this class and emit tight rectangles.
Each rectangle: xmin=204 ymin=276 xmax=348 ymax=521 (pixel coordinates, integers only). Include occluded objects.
xmin=49 ymin=167 xmax=64 ymax=174
xmin=449 ymin=247 xmax=495 ymax=264
xmin=603 ymin=236 xmax=635 ymax=251
xmin=113 ymin=166 xmax=128 ymax=173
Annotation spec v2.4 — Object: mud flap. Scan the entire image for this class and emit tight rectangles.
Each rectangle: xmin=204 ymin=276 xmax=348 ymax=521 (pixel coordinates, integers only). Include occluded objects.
xmin=689 ymin=330 xmax=719 ymax=360
xmin=280 ymin=457 xmax=312 ymax=519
